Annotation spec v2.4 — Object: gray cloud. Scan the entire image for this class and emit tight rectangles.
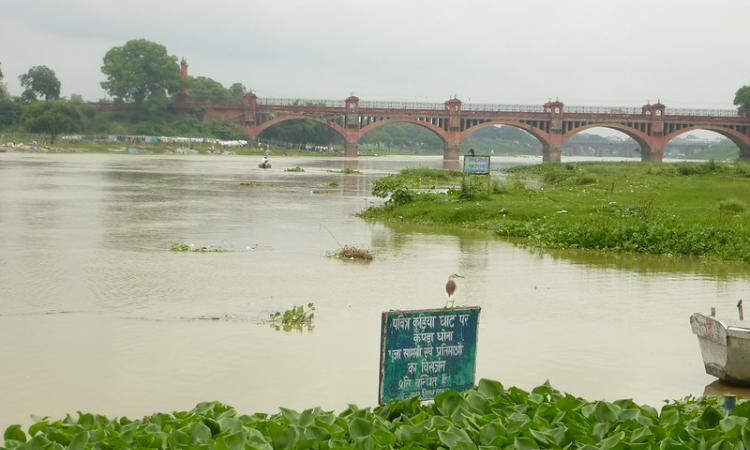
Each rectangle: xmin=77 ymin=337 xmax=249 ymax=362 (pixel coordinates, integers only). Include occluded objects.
xmin=1 ymin=0 xmax=748 ymax=108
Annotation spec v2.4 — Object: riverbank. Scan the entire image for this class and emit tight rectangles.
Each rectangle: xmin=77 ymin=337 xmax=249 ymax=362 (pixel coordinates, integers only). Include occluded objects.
xmin=361 ymin=162 xmax=750 ymax=263
xmin=4 ymin=379 xmax=748 ymax=449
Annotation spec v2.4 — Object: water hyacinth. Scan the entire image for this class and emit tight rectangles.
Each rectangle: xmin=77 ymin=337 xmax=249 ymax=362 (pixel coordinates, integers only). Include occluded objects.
xmin=5 ymin=379 xmax=750 ymax=450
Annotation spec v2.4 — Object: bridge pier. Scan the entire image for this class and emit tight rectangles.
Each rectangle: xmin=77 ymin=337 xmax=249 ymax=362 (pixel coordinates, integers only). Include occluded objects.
xmin=738 ymin=145 xmax=750 ymax=162
xmin=641 ymin=140 xmax=665 ymax=162
xmin=443 ymin=142 xmax=460 ymax=170
xmin=543 ymin=144 xmax=562 ymax=163
xmin=344 ymin=141 xmax=358 ymax=157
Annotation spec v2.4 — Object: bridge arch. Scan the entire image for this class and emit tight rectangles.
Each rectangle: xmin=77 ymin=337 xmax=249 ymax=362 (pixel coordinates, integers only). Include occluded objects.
xmin=357 ymin=118 xmax=448 ymax=144
xmin=250 ymin=115 xmax=347 ymax=141
xmin=561 ymin=123 xmax=652 ymax=154
xmin=662 ymin=126 xmax=750 ymax=160
xmin=459 ymin=120 xmax=551 ymax=148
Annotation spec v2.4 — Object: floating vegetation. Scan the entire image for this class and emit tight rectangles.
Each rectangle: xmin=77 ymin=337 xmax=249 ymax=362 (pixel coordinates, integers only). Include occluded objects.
xmin=328 ymin=181 xmax=339 ymax=187
xmin=328 ymin=245 xmax=374 ymax=261
xmin=268 ymin=303 xmax=315 ymax=332
xmin=285 ymin=166 xmax=305 ymax=172
xmin=171 ymin=243 xmax=228 ymax=253
xmin=330 ymin=167 xmax=361 ymax=174
xmin=240 ymin=181 xmax=284 ymax=188
xmin=6 ymin=380 xmax=750 ymax=450
xmin=363 ymin=162 xmax=750 ymax=263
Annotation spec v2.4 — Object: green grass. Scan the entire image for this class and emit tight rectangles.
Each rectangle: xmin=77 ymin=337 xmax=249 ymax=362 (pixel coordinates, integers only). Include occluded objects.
xmin=5 ymin=379 xmax=750 ymax=450
xmin=362 ymin=162 xmax=750 ymax=263
xmin=689 ymin=144 xmax=740 ymax=161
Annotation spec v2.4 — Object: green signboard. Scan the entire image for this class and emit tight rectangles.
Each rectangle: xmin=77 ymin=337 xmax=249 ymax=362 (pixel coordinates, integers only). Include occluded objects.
xmin=463 ymin=156 xmax=491 ymax=174
xmin=379 ymin=307 xmax=481 ymax=404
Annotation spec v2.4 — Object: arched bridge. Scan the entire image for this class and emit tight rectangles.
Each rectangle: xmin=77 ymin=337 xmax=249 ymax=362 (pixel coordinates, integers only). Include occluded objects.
xmin=196 ymin=94 xmax=750 ymax=168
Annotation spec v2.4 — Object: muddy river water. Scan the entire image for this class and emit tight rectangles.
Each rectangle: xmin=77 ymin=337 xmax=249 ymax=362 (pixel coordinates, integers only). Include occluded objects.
xmin=1 ymin=153 xmax=748 ymax=427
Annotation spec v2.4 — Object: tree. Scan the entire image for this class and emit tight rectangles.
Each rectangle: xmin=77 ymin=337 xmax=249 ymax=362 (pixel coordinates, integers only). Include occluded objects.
xmin=22 ymin=101 xmax=83 ymax=143
xmin=187 ymin=76 xmax=231 ymax=103
xmin=19 ymin=65 xmax=61 ymax=101
xmin=70 ymin=93 xmax=84 ymax=103
xmin=0 ymin=62 xmax=8 ymax=101
xmin=735 ymin=85 xmax=750 ymax=111
xmin=100 ymin=39 xmax=180 ymax=104
xmin=229 ymin=83 xmax=247 ymax=101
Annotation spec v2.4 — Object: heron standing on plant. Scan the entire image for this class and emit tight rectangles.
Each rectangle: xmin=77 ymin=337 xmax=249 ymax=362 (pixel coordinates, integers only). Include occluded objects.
xmin=445 ymin=273 xmax=464 ymax=308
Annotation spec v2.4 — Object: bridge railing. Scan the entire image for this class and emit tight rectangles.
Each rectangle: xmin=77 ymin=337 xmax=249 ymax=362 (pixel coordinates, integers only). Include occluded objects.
xmin=665 ymin=108 xmax=739 ymax=117
xmin=463 ymin=103 xmax=545 ymax=113
xmin=257 ymin=98 xmax=345 ymax=108
xmin=565 ymin=105 xmax=643 ymax=115
xmin=359 ymin=101 xmax=445 ymax=110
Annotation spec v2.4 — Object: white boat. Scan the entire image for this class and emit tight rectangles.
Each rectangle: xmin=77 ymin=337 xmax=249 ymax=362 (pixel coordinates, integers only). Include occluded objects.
xmin=690 ymin=312 xmax=750 ymax=386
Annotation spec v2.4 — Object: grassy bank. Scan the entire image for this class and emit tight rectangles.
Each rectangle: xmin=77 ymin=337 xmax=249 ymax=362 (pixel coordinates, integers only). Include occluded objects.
xmin=4 ymin=380 xmax=750 ymax=450
xmin=361 ymin=162 xmax=750 ymax=263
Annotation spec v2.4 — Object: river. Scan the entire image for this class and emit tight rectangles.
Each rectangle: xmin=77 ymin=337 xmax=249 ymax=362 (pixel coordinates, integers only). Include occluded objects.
xmin=0 ymin=153 xmax=748 ymax=427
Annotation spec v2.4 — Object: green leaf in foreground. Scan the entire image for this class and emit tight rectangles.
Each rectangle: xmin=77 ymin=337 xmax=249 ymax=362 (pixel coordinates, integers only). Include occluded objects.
xmin=5 ymin=379 xmax=750 ymax=450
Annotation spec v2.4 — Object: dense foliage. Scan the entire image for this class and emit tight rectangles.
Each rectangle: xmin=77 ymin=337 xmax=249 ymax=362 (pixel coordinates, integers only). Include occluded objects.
xmin=100 ymin=39 xmax=181 ymax=104
xmin=363 ymin=162 xmax=750 ymax=263
xmin=19 ymin=66 xmax=61 ymax=102
xmin=735 ymin=85 xmax=750 ymax=111
xmin=5 ymin=380 xmax=750 ymax=450
xmin=21 ymin=101 xmax=84 ymax=143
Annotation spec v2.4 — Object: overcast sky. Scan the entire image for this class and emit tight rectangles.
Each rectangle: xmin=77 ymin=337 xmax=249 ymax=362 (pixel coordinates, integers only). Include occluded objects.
xmin=1 ymin=0 xmax=748 ymax=109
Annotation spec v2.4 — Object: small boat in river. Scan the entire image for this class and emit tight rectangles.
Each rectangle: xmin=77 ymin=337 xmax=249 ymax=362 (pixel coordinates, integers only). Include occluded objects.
xmin=258 ymin=160 xmax=271 ymax=169
xmin=691 ymin=307 xmax=750 ymax=386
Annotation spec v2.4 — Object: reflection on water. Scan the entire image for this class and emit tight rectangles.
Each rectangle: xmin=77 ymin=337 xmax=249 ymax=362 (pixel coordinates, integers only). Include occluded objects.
xmin=704 ymin=380 xmax=750 ymax=399
xmin=0 ymin=153 xmax=748 ymax=428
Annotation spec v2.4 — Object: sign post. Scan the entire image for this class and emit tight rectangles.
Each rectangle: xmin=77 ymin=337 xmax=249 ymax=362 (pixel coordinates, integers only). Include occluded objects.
xmin=463 ymin=155 xmax=492 ymax=193
xmin=378 ymin=307 xmax=480 ymax=404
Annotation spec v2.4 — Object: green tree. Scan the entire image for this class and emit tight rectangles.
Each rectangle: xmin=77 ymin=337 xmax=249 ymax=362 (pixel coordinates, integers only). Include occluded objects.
xmin=22 ymin=101 xmax=83 ymax=143
xmin=0 ymin=62 xmax=8 ymax=101
xmin=100 ymin=39 xmax=180 ymax=104
xmin=229 ymin=82 xmax=247 ymax=101
xmin=19 ymin=65 xmax=61 ymax=101
xmin=0 ymin=101 xmax=21 ymax=129
xmin=735 ymin=85 xmax=750 ymax=111
xmin=187 ymin=76 xmax=231 ymax=103
xmin=70 ymin=93 xmax=84 ymax=103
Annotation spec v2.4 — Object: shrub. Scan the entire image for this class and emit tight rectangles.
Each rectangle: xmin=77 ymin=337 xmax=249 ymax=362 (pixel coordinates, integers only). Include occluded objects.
xmin=458 ymin=176 xmax=486 ymax=200
xmin=574 ymin=173 xmax=597 ymax=185
xmin=718 ymin=199 xmax=746 ymax=214
xmin=327 ymin=245 xmax=374 ymax=261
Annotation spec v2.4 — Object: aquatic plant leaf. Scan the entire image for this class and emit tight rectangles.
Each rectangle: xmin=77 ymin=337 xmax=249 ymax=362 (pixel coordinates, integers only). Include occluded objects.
xmin=435 ymin=390 xmax=467 ymax=416
xmin=348 ymin=418 xmax=375 ymax=439
xmin=511 ymin=436 xmax=536 ymax=450
xmin=476 ymin=379 xmax=503 ymax=398
xmin=67 ymin=432 xmax=88 ymax=450
xmin=630 ymin=425 xmax=653 ymax=443
xmin=731 ymin=401 xmax=750 ymax=419
xmin=273 ymin=426 xmax=300 ymax=449
xmin=3 ymin=427 xmax=26 ymax=444
xmin=214 ymin=431 xmax=244 ymax=450
xmin=594 ymin=401 xmax=620 ymax=423
xmin=719 ymin=415 xmax=747 ymax=434
xmin=437 ymin=427 xmax=474 ymax=449
xmin=698 ymin=407 xmax=723 ymax=429
xmin=245 ymin=428 xmax=273 ymax=450
xmin=598 ymin=431 xmax=625 ymax=450
xmin=187 ymin=422 xmax=212 ymax=443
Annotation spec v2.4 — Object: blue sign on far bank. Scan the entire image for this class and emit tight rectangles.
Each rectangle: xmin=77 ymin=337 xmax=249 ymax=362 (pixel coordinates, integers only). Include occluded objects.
xmin=463 ymin=156 xmax=490 ymax=174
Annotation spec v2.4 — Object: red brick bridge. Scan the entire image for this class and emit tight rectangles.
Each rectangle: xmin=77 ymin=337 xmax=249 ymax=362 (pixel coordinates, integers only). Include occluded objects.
xmin=195 ymin=93 xmax=750 ymax=167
